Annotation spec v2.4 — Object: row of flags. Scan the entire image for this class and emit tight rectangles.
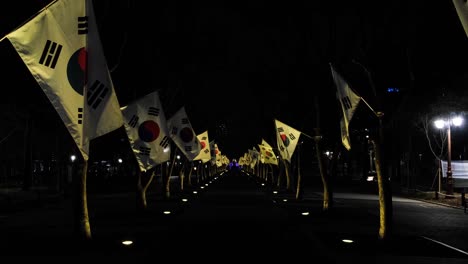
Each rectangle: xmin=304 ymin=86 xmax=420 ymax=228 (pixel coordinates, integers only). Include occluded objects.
xmin=10 ymin=0 xmax=450 ymax=172
xmin=3 ymin=0 xmax=228 ymax=173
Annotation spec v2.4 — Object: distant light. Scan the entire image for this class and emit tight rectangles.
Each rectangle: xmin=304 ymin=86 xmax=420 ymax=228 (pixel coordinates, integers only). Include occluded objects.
xmin=261 ymin=183 xmax=265 ymax=186
xmin=205 ymin=183 xmax=209 ymax=186
xmin=453 ymin=116 xmax=463 ymax=126
xmin=182 ymin=198 xmax=188 ymax=202
xmin=200 ymin=186 xmax=205 ymax=189
xmin=434 ymin=119 xmax=445 ymax=129
xmin=118 ymin=158 xmax=123 ymax=163
xmin=366 ymin=135 xmax=369 ymax=138
xmin=177 ymin=155 xmax=181 ymax=160
xmin=121 ymin=240 xmax=133 ymax=246
xmin=273 ymin=191 xmax=278 ymax=194
xmin=366 ymin=176 xmax=374 ymax=182
xmin=194 ymin=167 xmax=197 ymax=170
xmin=70 ymin=155 xmax=76 ymax=162
xmin=283 ymin=199 xmax=288 ymax=202
xmin=387 ymin=87 xmax=399 ymax=93
xmin=193 ymin=191 xmax=198 ymax=194
xmin=301 ymin=212 xmax=310 ymax=216
xmin=163 ymin=148 xmax=170 ymax=153
xmin=163 ymin=211 xmax=171 ymax=215
xmin=342 ymin=239 xmax=354 ymax=243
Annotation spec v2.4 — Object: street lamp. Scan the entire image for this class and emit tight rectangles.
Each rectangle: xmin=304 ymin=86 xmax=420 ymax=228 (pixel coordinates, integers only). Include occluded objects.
xmin=434 ymin=115 xmax=463 ymax=196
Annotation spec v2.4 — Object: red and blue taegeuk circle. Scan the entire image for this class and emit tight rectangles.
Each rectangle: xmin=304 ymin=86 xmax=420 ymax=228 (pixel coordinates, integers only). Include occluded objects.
xmin=67 ymin=47 xmax=87 ymax=95
xmin=138 ymin=120 xmax=160 ymax=142
xmin=179 ymin=127 xmax=194 ymax=143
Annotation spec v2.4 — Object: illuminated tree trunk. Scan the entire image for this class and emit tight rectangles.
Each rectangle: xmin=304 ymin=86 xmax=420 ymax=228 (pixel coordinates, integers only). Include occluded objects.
xmin=277 ymin=160 xmax=284 ymax=188
xmin=315 ymin=131 xmax=330 ymax=211
xmin=372 ymin=135 xmax=392 ymax=240
xmin=187 ymin=163 xmax=193 ymax=187
xmin=136 ymin=169 xmax=155 ymax=210
xmin=179 ymin=162 xmax=186 ymax=191
xmin=78 ymin=159 xmax=91 ymax=240
xmin=295 ymin=146 xmax=303 ymax=200
xmin=165 ymin=150 xmax=177 ymax=198
xmin=283 ymin=160 xmax=291 ymax=190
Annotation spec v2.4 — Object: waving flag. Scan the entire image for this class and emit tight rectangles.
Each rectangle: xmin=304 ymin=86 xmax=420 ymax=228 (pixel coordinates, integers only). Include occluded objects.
xmin=194 ymin=130 xmax=211 ymax=163
xmin=121 ymin=91 xmax=170 ymax=171
xmin=453 ymin=0 xmax=468 ymax=38
xmin=167 ymin=107 xmax=201 ymax=161
xmin=274 ymin=119 xmax=301 ymax=162
xmin=258 ymin=139 xmax=278 ymax=165
xmin=330 ymin=64 xmax=361 ymax=151
xmin=6 ymin=0 xmax=123 ymax=160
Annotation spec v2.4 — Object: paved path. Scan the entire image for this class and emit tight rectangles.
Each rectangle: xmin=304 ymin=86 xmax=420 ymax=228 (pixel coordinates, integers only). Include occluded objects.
xmin=1 ymin=171 xmax=468 ymax=263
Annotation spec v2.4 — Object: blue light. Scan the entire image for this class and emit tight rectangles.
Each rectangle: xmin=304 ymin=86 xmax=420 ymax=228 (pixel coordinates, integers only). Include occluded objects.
xmin=387 ymin=87 xmax=399 ymax=93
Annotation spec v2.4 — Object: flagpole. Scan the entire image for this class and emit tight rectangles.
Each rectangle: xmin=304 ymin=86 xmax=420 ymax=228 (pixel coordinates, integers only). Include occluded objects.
xmin=360 ymin=97 xmax=379 ymax=117
xmin=0 ymin=0 xmax=59 ymax=43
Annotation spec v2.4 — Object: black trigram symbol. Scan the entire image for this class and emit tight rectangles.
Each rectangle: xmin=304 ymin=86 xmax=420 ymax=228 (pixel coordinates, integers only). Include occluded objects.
xmin=139 ymin=146 xmax=151 ymax=156
xmin=185 ymin=145 xmax=192 ymax=151
xmin=279 ymin=145 xmax=285 ymax=152
xmin=277 ymin=127 xmax=284 ymax=133
xmin=77 ymin=107 xmax=83 ymax=124
xmin=128 ymin=115 xmax=139 ymax=128
xmin=159 ymin=136 xmax=170 ymax=148
xmin=289 ymin=133 xmax=296 ymax=140
xmin=148 ymin=107 xmax=160 ymax=116
xmin=203 ymin=149 xmax=209 ymax=154
xmin=181 ymin=118 xmax=189 ymax=124
xmin=202 ymin=136 xmax=207 ymax=140
xmin=87 ymin=80 xmax=109 ymax=109
xmin=341 ymin=96 xmax=352 ymax=110
xmin=171 ymin=127 xmax=178 ymax=135
xmin=39 ymin=40 xmax=62 ymax=69
xmin=78 ymin=16 xmax=88 ymax=35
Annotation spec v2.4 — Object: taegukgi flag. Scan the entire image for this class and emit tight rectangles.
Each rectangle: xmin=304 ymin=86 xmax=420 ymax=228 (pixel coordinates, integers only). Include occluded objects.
xmin=6 ymin=0 xmax=124 ymax=160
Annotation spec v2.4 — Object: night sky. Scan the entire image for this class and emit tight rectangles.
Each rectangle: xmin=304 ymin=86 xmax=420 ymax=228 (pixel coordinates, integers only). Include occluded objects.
xmin=2 ymin=0 xmax=468 ymax=160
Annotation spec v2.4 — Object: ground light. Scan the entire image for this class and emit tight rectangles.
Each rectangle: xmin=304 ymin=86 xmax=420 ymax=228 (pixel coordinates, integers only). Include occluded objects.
xmin=342 ymin=239 xmax=354 ymax=243
xmin=163 ymin=211 xmax=171 ymax=215
xmin=301 ymin=212 xmax=310 ymax=216
xmin=121 ymin=240 xmax=133 ymax=246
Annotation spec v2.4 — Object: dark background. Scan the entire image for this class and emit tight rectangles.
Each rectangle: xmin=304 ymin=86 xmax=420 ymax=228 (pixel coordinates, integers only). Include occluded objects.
xmin=1 ymin=0 xmax=468 ymax=160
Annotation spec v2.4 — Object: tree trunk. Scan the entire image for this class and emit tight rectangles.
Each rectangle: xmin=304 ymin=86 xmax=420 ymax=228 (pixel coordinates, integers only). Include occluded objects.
xmin=77 ymin=159 xmax=91 ymax=240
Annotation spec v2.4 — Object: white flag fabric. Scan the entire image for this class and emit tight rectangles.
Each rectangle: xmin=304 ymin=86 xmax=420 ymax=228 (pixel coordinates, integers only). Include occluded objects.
xmin=194 ymin=130 xmax=211 ymax=163
xmin=453 ymin=0 xmax=468 ymax=38
xmin=215 ymin=144 xmax=223 ymax=167
xmin=258 ymin=139 xmax=278 ymax=165
xmin=6 ymin=0 xmax=124 ymax=160
xmin=274 ymin=119 xmax=301 ymax=162
xmin=330 ymin=64 xmax=361 ymax=151
xmin=121 ymin=91 xmax=171 ymax=171
xmin=167 ymin=107 xmax=201 ymax=161
xmin=249 ymin=148 xmax=259 ymax=169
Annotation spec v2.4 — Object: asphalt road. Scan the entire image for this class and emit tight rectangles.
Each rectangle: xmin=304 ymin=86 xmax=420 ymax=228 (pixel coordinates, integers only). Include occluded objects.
xmin=1 ymin=170 xmax=468 ymax=263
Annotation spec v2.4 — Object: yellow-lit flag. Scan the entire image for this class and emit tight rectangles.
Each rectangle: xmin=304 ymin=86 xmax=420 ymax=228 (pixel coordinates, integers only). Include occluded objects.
xmin=274 ymin=119 xmax=301 ymax=162
xmin=194 ymin=130 xmax=211 ymax=163
xmin=6 ymin=0 xmax=124 ymax=160
xmin=330 ymin=64 xmax=361 ymax=151
xmin=453 ymin=0 xmax=468 ymax=38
